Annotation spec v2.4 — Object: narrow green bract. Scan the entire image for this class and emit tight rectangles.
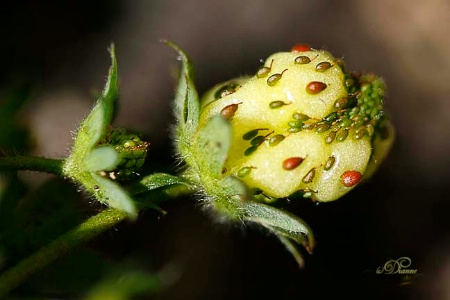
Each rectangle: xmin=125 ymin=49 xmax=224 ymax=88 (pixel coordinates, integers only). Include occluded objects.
xmin=163 ymin=40 xmax=200 ymax=164
xmin=63 ymin=45 xmax=137 ymax=218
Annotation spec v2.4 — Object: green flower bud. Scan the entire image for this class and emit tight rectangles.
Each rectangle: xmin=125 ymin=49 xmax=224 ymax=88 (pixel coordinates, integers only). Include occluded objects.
xmin=99 ymin=128 xmax=149 ymax=180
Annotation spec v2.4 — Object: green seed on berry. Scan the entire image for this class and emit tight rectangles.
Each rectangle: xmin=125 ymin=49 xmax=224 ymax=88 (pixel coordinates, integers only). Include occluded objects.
xmin=323 ymin=112 xmax=338 ymax=123
xmin=250 ymin=135 xmax=265 ymax=146
xmin=315 ymin=61 xmax=332 ymax=72
xmin=268 ymin=134 xmax=285 ymax=146
xmin=294 ymin=56 xmax=311 ymax=64
xmin=214 ymin=84 xmax=239 ymax=100
xmin=292 ymin=113 xmax=310 ymax=121
xmin=316 ymin=123 xmax=331 ymax=133
xmin=238 ymin=167 xmax=254 ymax=178
xmin=220 ymin=103 xmax=239 ymax=120
xmin=324 ymin=156 xmax=336 ymax=170
xmin=269 ymin=100 xmax=290 ymax=109
xmin=340 ymin=118 xmax=352 ymax=128
xmin=302 ymin=168 xmax=316 ymax=183
xmin=244 ymin=146 xmax=258 ymax=156
xmin=242 ymin=128 xmax=268 ymax=140
xmin=354 ymin=128 xmax=366 ymax=140
xmin=288 ymin=120 xmax=303 ymax=128
xmin=334 ymin=97 xmax=348 ymax=109
xmin=302 ymin=122 xmax=316 ymax=130
xmin=288 ymin=127 xmax=301 ymax=133
xmin=257 ymin=59 xmax=274 ymax=78
xmin=325 ymin=131 xmax=336 ymax=144
xmin=267 ymin=69 xmax=288 ymax=86
xmin=336 ymin=129 xmax=349 ymax=142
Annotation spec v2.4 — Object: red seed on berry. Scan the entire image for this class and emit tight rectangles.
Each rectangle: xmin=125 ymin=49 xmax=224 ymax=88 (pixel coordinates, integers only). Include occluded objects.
xmin=306 ymin=81 xmax=327 ymax=94
xmin=340 ymin=171 xmax=362 ymax=187
xmin=282 ymin=157 xmax=304 ymax=170
xmin=291 ymin=44 xmax=311 ymax=52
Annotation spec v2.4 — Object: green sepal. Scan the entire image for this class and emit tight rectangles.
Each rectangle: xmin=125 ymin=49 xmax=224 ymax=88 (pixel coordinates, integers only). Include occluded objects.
xmin=211 ymin=176 xmax=250 ymax=217
xmin=237 ymin=201 xmax=314 ymax=256
xmin=74 ymin=44 xmax=118 ymax=153
xmin=130 ymin=173 xmax=190 ymax=195
xmin=63 ymin=45 xmax=136 ymax=218
xmin=83 ymin=145 xmax=119 ymax=172
xmin=92 ymin=174 xmax=137 ymax=219
xmin=130 ymin=173 xmax=193 ymax=215
xmin=163 ymin=40 xmax=200 ymax=158
xmin=193 ymin=115 xmax=231 ymax=178
xmin=278 ymin=236 xmax=307 ymax=268
xmin=210 ymin=175 xmax=314 ymax=266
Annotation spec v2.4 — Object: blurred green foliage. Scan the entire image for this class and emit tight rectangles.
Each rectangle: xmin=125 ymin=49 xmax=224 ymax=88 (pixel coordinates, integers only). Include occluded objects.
xmin=0 ymin=84 xmax=161 ymax=298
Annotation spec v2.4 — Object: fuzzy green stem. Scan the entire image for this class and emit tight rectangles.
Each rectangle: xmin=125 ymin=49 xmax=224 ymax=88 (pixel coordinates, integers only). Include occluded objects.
xmin=0 ymin=156 xmax=64 ymax=175
xmin=0 ymin=208 xmax=128 ymax=297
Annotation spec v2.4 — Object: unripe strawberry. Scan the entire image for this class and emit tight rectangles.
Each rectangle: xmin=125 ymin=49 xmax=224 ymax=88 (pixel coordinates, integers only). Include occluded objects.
xmin=167 ymin=41 xmax=394 ymax=266
xmin=199 ymin=47 xmax=394 ymax=202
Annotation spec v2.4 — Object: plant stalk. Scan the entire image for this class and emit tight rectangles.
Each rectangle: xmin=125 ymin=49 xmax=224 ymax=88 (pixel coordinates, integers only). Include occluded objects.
xmin=0 ymin=156 xmax=64 ymax=175
xmin=0 ymin=208 xmax=128 ymax=297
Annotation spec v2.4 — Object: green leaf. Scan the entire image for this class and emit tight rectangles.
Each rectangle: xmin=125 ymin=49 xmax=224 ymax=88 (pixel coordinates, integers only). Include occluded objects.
xmin=83 ymin=145 xmax=119 ymax=172
xmin=130 ymin=173 xmax=189 ymax=195
xmin=210 ymin=176 xmax=250 ymax=217
xmin=163 ymin=40 xmax=200 ymax=155
xmin=194 ymin=115 xmax=231 ymax=178
xmin=236 ymin=201 xmax=315 ymax=265
xmin=92 ymin=174 xmax=137 ymax=219
xmin=129 ymin=173 xmax=192 ymax=214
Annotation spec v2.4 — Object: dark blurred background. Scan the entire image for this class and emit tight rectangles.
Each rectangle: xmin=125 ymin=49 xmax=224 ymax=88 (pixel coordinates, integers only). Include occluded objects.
xmin=1 ymin=0 xmax=449 ymax=299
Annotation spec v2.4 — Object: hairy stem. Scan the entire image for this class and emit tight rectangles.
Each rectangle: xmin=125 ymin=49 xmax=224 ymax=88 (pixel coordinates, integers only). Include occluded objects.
xmin=0 ymin=208 xmax=128 ymax=297
xmin=0 ymin=156 xmax=64 ymax=175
